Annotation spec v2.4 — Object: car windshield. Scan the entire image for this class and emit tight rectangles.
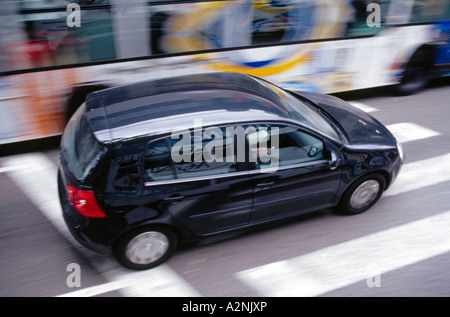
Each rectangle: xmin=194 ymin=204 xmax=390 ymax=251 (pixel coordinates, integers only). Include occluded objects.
xmin=266 ymin=83 xmax=341 ymax=140
xmin=61 ymin=103 xmax=105 ymax=180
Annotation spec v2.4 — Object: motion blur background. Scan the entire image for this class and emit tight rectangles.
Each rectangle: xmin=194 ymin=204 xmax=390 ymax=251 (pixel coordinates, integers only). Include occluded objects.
xmin=0 ymin=0 xmax=449 ymax=145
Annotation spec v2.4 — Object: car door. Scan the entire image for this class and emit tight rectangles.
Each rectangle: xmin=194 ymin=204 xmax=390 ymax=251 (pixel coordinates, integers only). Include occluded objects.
xmin=145 ymin=129 xmax=254 ymax=237
xmin=248 ymin=124 xmax=342 ymax=223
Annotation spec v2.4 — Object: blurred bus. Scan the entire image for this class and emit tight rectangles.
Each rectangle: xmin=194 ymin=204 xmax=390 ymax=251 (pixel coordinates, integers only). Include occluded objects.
xmin=0 ymin=0 xmax=449 ymax=144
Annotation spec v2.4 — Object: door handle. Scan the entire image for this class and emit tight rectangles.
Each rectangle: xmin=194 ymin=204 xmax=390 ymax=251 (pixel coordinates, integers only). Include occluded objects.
xmin=163 ymin=195 xmax=184 ymax=203
xmin=256 ymin=181 xmax=274 ymax=189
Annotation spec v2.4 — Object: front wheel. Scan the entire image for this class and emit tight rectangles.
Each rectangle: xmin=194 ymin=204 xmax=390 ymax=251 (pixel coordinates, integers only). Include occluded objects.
xmin=337 ymin=174 xmax=386 ymax=215
xmin=114 ymin=225 xmax=178 ymax=270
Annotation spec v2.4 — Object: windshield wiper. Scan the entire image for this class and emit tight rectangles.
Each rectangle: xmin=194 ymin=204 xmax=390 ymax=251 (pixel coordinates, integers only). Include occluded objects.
xmin=314 ymin=106 xmax=347 ymax=142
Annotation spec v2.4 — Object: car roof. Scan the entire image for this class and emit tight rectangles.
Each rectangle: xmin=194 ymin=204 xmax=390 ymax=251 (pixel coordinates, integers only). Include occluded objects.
xmin=85 ymin=72 xmax=293 ymax=144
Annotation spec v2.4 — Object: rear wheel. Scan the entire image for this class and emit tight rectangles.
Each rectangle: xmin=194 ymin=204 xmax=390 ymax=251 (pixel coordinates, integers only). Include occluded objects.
xmin=395 ymin=47 xmax=433 ymax=95
xmin=114 ymin=225 xmax=177 ymax=270
xmin=338 ymin=174 xmax=386 ymax=215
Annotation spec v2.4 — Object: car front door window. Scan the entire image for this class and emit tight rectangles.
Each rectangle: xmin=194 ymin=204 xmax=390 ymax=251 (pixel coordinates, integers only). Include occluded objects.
xmin=251 ymin=124 xmax=325 ymax=171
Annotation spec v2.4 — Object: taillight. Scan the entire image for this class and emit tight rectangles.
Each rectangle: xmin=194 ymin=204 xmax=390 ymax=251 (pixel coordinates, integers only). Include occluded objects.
xmin=67 ymin=185 xmax=106 ymax=218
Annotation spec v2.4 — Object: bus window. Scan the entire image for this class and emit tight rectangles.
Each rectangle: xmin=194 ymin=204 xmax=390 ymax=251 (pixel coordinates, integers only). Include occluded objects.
xmin=411 ymin=0 xmax=450 ymax=23
xmin=0 ymin=0 xmax=116 ymax=72
xmin=251 ymin=0 xmax=319 ymax=45
xmin=149 ymin=0 xmax=355 ymax=54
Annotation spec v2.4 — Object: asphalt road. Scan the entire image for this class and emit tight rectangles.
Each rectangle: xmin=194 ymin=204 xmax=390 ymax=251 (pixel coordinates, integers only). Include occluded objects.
xmin=1 ymin=78 xmax=449 ymax=299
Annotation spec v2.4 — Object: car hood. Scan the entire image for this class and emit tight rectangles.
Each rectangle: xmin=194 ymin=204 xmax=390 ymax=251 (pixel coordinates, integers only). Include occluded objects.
xmin=296 ymin=91 xmax=396 ymax=146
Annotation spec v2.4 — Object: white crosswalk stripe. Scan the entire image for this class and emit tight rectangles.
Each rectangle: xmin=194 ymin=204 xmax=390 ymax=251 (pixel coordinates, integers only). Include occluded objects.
xmin=348 ymin=101 xmax=378 ymax=113
xmin=58 ymin=264 xmax=201 ymax=297
xmin=348 ymin=102 xmax=441 ymax=144
xmin=386 ymin=122 xmax=441 ymax=144
xmin=385 ymin=153 xmax=450 ymax=196
xmin=235 ymin=210 xmax=450 ymax=297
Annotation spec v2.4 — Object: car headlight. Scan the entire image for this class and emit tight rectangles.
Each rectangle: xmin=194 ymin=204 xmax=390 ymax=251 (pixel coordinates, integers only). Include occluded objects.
xmin=396 ymin=140 xmax=405 ymax=162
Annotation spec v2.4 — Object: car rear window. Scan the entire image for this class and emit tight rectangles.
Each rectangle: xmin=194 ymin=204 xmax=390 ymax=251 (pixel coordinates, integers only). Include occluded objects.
xmin=61 ymin=103 xmax=105 ymax=180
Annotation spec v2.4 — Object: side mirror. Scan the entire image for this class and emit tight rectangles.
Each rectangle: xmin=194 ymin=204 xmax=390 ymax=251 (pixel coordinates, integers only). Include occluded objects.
xmin=329 ymin=150 xmax=338 ymax=170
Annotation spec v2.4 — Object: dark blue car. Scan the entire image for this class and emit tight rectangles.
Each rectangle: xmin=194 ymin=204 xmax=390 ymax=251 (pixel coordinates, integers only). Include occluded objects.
xmin=58 ymin=72 xmax=403 ymax=270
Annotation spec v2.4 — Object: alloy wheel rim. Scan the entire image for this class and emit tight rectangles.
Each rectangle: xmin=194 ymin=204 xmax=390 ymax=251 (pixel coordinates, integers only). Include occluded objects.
xmin=350 ymin=180 xmax=380 ymax=209
xmin=126 ymin=231 xmax=169 ymax=265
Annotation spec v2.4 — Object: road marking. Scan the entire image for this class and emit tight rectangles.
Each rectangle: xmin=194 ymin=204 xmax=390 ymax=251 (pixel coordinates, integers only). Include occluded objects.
xmin=2 ymin=153 xmax=201 ymax=297
xmin=345 ymin=104 xmax=441 ymax=144
xmin=235 ymin=210 xmax=450 ymax=297
xmin=2 ymin=154 xmax=71 ymax=240
xmin=58 ymin=279 xmax=132 ymax=297
xmin=58 ymin=265 xmax=200 ymax=297
xmin=348 ymin=102 xmax=378 ymax=113
xmin=386 ymin=122 xmax=441 ymax=144
xmin=385 ymin=153 xmax=450 ymax=196
xmin=0 ymin=165 xmax=23 ymax=173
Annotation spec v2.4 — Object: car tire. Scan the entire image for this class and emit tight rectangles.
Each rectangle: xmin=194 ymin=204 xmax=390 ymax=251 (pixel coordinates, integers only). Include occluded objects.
xmin=337 ymin=174 xmax=386 ymax=215
xmin=395 ymin=47 xmax=433 ymax=95
xmin=114 ymin=225 xmax=178 ymax=270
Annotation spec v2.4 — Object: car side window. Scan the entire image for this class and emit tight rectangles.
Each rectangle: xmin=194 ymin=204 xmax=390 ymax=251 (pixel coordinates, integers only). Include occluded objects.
xmin=144 ymin=127 xmax=248 ymax=183
xmin=145 ymin=138 xmax=175 ymax=182
xmin=169 ymin=126 xmax=242 ymax=179
xmin=110 ymin=146 xmax=144 ymax=191
xmin=253 ymin=125 xmax=324 ymax=169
